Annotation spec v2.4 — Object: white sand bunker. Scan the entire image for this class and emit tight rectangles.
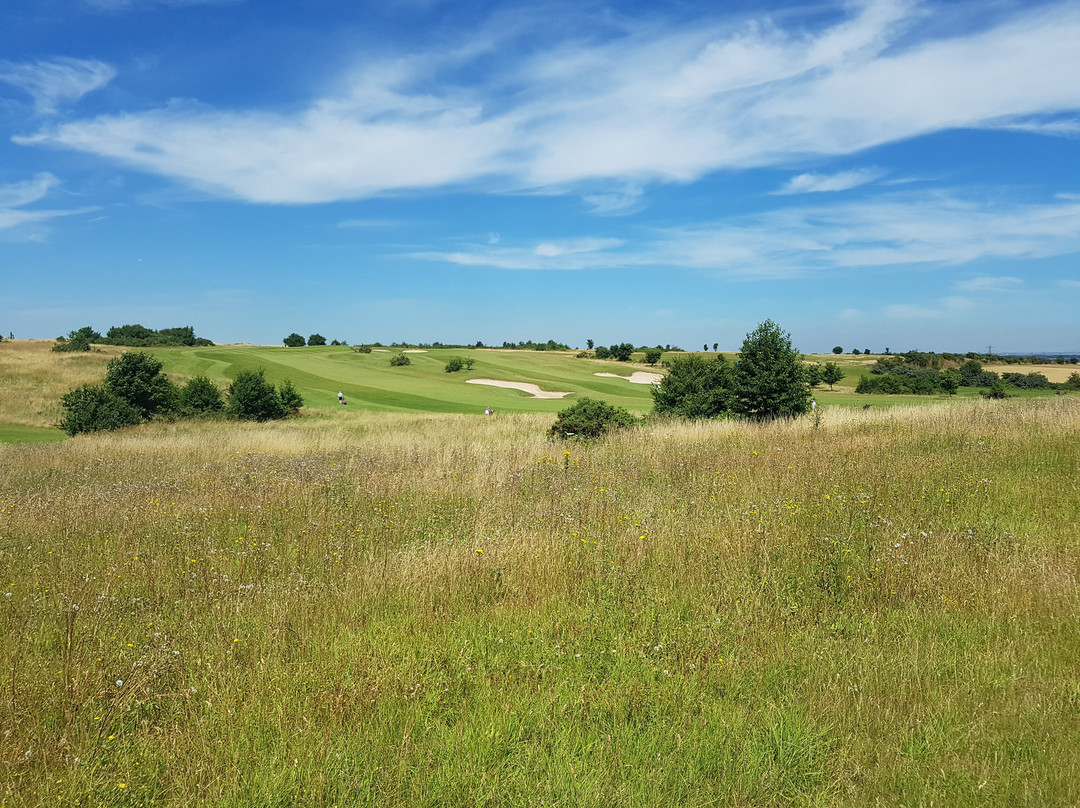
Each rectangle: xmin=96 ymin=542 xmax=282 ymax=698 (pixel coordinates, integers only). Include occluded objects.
xmin=403 ymin=349 xmax=428 ymax=353
xmin=467 ymin=378 xmax=571 ymax=399
xmin=595 ymin=371 xmax=663 ymax=385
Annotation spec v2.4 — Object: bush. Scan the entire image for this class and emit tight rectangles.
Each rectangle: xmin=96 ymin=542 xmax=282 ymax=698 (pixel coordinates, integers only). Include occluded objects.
xmin=277 ymin=379 xmax=304 ymax=416
xmin=53 ymin=326 xmax=100 ymax=353
xmin=283 ymin=333 xmax=306 ymax=347
xmin=390 ymin=353 xmax=411 ymax=366
xmin=179 ymin=376 xmax=225 ymax=416
xmin=445 ymin=357 xmax=465 ymax=373
xmin=593 ymin=346 xmax=612 ymax=360
xmin=104 ymin=351 xmax=177 ymax=419
xmin=549 ymin=397 xmax=637 ymax=439
xmin=57 ymin=384 xmax=142 ymax=436
xmin=652 ymin=355 xmax=734 ymax=419
xmin=227 ymin=370 xmax=287 ymax=421
xmin=354 ymin=345 xmax=372 ymax=354
xmin=644 ymin=348 xmax=663 ymax=365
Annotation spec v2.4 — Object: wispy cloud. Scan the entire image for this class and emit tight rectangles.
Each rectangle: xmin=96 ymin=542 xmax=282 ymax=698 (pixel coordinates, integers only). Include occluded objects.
xmin=336 ymin=218 xmax=406 ymax=229
xmin=0 ymin=173 xmax=96 ymax=237
xmin=954 ymin=276 xmax=1023 ymax=292
xmin=774 ymin=168 xmax=885 ymax=194
xmin=15 ymin=0 xmax=1080 ymax=203
xmin=82 ymin=0 xmax=236 ymax=11
xmin=0 ymin=58 xmax=115 ymax=115
xmin=416 ymin=191 xmax=1080 ymax=275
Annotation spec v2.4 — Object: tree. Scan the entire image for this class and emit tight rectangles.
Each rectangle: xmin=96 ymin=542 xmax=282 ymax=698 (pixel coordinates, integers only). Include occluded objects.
xmin=179 ymin=376 xmax=225 ymax=416
xmin=549 ymin=397 xmax=637 ymax=439
xmin=644 ymin=348 xmax=663 ymax=365
xmin=104 ymin=351 xmax=177 ymax=419
xmin=57 ymin=384 xmax=142 ymax=436
xmin=733 ymin=320 xmax=811 ymax=420
xmin=308 ymin=333 xmax=327 ymax=346
xmin=833 ymin=346 xmax=843 ymax=354
xmin=652 ymin=355 xmax=734 ymax=419
xmin=227 ymin=370 xmax=287 ymax=421
xmin=806 ymin=364 xmax=823 ymax=388
xmin=941 ymin=368 xmax=961 ymax=396
xmin=611 ymin=343 xmax=634 ymax=362
xmin=863 ymin=348 xmax=871 ymax=355
xmin=822 ymin=362 xmax=845 ymax=390
xmin=593 ymin=346 xmax=612 ymax=359
xmin=586 ymin=339 xmax=594 ymax=349
xmin=713 ymin=342 xmax=718 ymax=351
xmin=283 ymin=333 xmax=306 ymax=347
xmin=277 ymin=379 xmax=304 ymax=415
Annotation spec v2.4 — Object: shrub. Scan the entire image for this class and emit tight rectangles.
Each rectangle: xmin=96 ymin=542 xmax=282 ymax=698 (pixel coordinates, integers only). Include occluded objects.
xmin=445 ymin=357 xmax=465 ymax=373
xmin=549 ymin=397 xmax=637 ymax=440
xmin=644 ymin=348 xmax=663 ymax=365
xmin=283 ymin=333 xmax=306 ymax=347
xmin=57 ymin=384 xmax=142 ymax=436
xmin=354 ymin=345 xmax=372 ymax=354
xmin=593 ymin=346 xmax=612 ymax=359
xmin=652 ymin=355 xmax=734 ymax=419
xmin=277 ymin=379 xmax=304 ymax=416
xmin=1064 ymin=372 xmax=1080 ymax=390
xmin=179 ymin=376 xmax=225 ymax=416
xmin=52 ymin=326 xmax=100 ymax=353
xmin=227 ymin=370 xmax=287 ymax=421
xmin=390 ymin=353 xmax=411 ymax=366
xmin=104 ymin=351 xmax=177 ymax=419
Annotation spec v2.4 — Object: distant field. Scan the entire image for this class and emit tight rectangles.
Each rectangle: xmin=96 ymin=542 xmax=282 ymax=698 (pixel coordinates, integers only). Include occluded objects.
xmin=1 ymin=342 xmax=1071 ymax=441
xmin=982 ymin=363 xmax=1077 ymax=383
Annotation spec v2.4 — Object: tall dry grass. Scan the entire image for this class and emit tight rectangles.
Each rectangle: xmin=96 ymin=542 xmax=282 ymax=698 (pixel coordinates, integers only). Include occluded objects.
xmin=1 ymin=397 xmax=1078 ymax=806
xmin=0 ymin=341 xmax=126 ymax=427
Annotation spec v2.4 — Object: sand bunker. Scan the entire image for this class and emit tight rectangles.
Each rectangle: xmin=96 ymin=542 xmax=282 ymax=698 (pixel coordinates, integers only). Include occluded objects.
xmin=594 ymin=371 xmax=663 ymax=385
xmin=403 ymin=349 xmax=428 ymax=353
xmin=466 ymin=379 xmax=571 ymax=399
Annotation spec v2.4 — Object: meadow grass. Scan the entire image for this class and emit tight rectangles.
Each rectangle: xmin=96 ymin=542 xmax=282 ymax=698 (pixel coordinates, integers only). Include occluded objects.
xmin=2 ymin=395 xmax=1078 ymax=806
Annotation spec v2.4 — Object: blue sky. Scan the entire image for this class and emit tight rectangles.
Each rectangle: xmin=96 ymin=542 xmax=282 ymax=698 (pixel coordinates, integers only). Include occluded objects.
xmin=2 ymin=0 xmax=1079 ymax=352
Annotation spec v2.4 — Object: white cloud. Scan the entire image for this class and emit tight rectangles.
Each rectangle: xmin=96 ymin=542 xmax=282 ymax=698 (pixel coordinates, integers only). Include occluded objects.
xmin=0 ymin=58 xmax=115 ymax=114
xmin=15 ymin=1 xmax=1080 ymax=203
xmin=954 ymin=276 xmax=1023 ymax=292
xmin=1059 ymin=279 xmax=1080 ymax=289
xmin=774 ymin=168 xmax=885 ymax=194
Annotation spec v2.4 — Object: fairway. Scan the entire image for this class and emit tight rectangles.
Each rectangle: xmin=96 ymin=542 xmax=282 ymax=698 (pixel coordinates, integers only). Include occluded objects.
xmin=152 ymin=345 xmax=659 ymax=416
